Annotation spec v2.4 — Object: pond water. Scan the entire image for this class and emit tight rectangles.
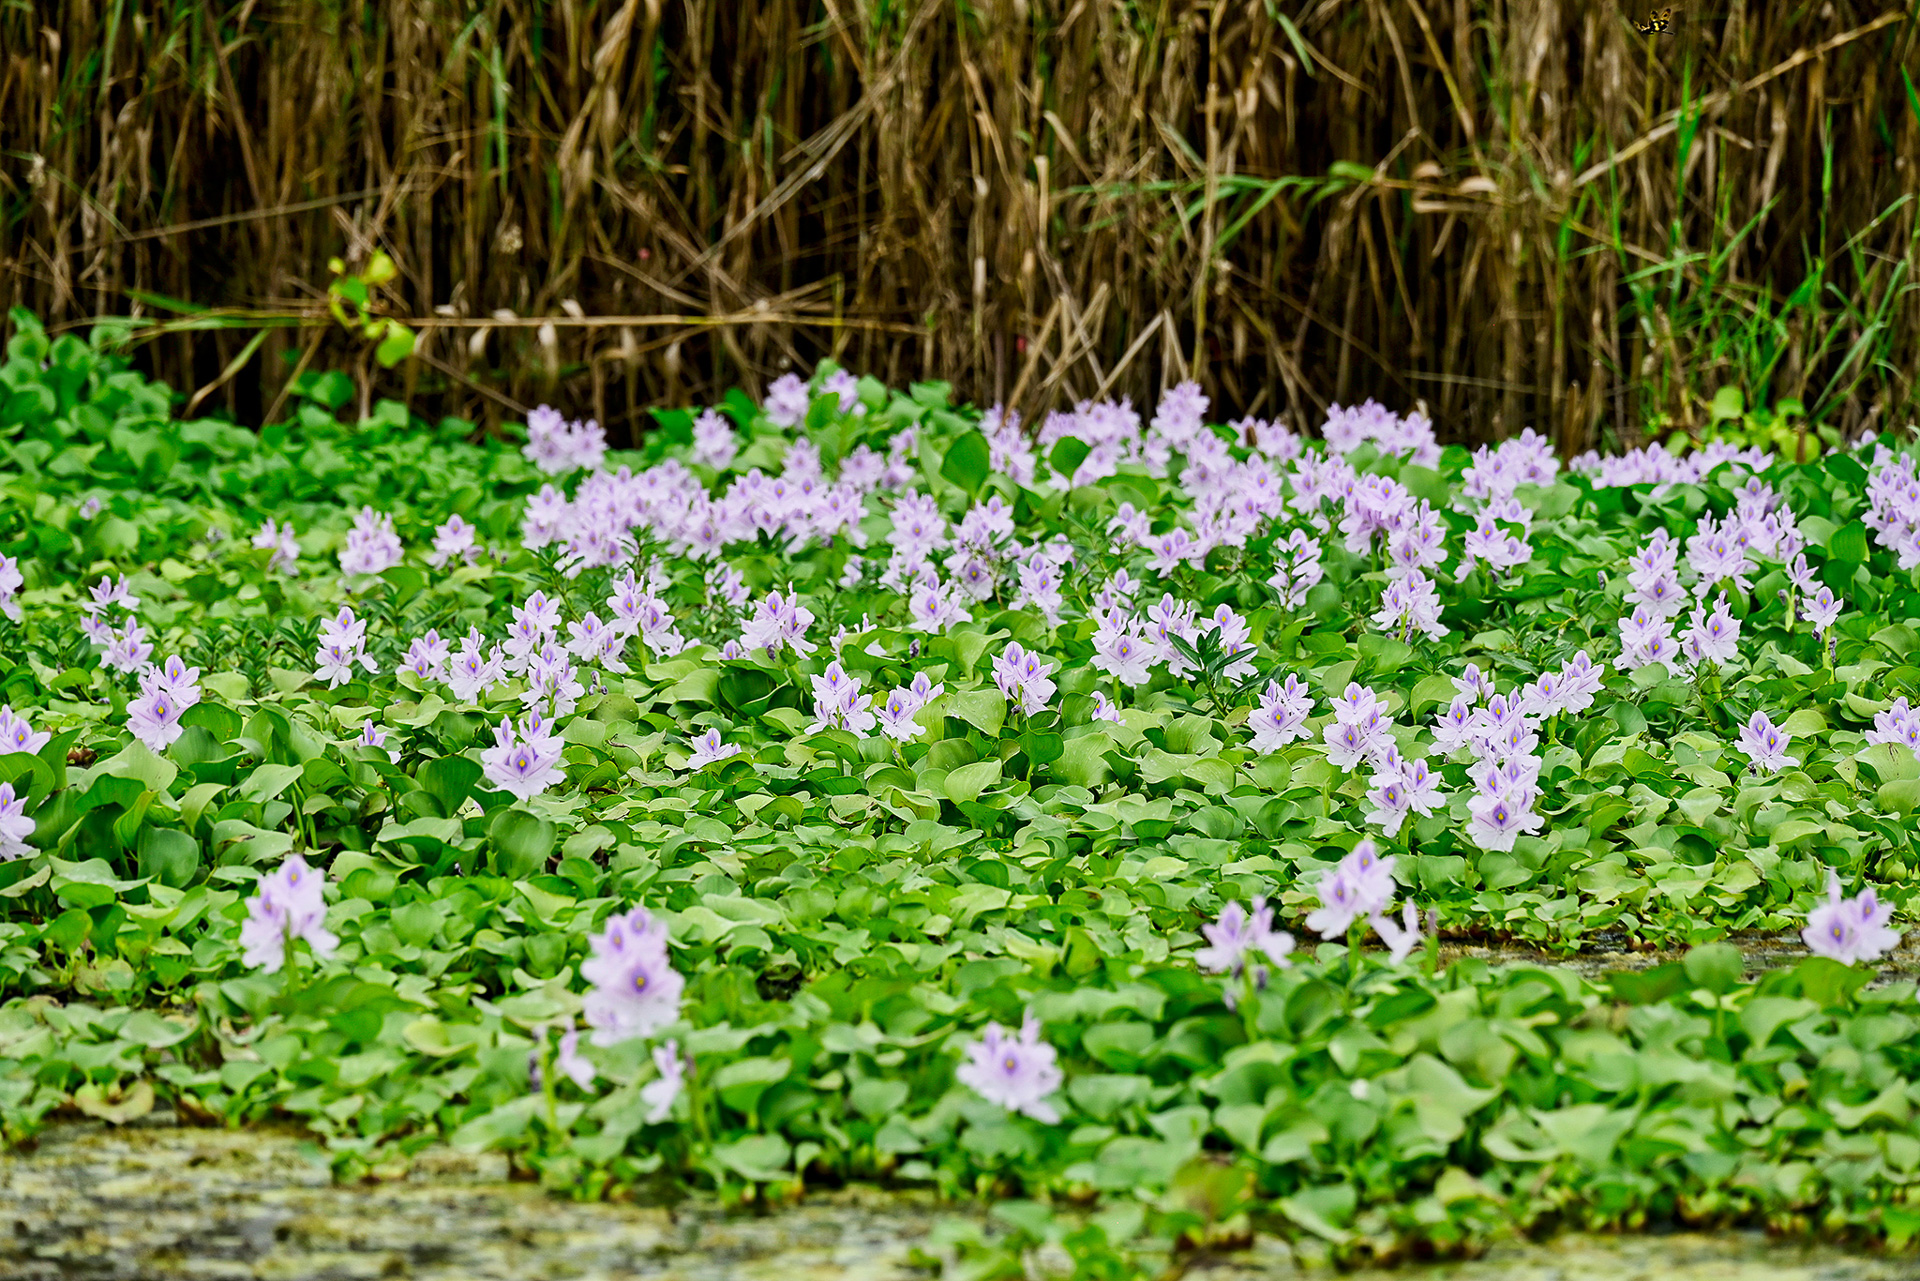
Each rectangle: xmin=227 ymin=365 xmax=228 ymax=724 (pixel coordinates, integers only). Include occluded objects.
xmin=3 ymin=1120 xmax=1913 ymax=1281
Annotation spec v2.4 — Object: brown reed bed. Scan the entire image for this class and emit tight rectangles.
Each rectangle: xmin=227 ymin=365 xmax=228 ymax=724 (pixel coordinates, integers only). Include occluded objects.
xmin=1 ymin=0 xmax=1915 ymax=449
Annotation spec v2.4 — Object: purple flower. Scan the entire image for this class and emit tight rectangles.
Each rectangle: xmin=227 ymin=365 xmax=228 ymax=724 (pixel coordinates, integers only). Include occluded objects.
xmin=581 ymin=906 xmax=684 ymax=1046
xmin=1088 ymin=691 xmax=1124 ymax=724
xmin=1802 ymin=869 xmax=1900 ymax=966
xmin=0 ymin=554 xmax=21 ymax=621
xmin=426 ymin=514 xmax=482 ymax=568
xmin=446 ymin=637 xmax=506 ymax=701
xmin=252 ymin=519 xmax=300 ymax=573
xmin=1735 ymin=710 xmax=1797 ymax=775
xmin=643 ymin=1040 xmax=688 ymax=1122
xmin=876 ymin=687 xmax=929 ymax=743
xmin=0 ymin=706 xmax=50 ymax=756
xmin=1867 ymin=698 xmax=1920 ymax=757
xmin=992 ymin=642 xmax=1057 ymax=717
xmin=1370 ymin=902 xmax=1425 ymax=964
xmin=127 ymin=688 xmax=186 ymax=752
xmin=1091 ymin=627 xmax=1154 ymax=686
xmin=956 ymin=1012 xmax=1063 ymax=1123
xmin=692 ymin=410 xmax=738 ymax=469
xmin=554 ymin=1027 xmax=596 ymax=1091
xmin=1802 ymin=585 xmax=1844 ymax=635
xmin=239 ymin=855 xmax=338 ymax=973
xmin=763 ymin=373 xmax=812 ymax=428
xmin=1306 ymin=841 xmax=1398 ymax=937
xmin=481 ymin=717 xmax=565 ymax=800
xmin=0 ymin=783 xmax=35 ymax=861
xmin=684 ymin=728 xmax=742 ymax=769
xmin=1248 ymin=676 xmax=1313 ymax=753
xmin=1681 ymin=592 xmax=1742 ymax=666
xmin=1464 ymin=789 xmax=1543 ymax=853
xmin=1196 ymin=897 xmax=1295 ymax=1003
xmin=101 ymin=623 xmax=153 ymax=674
xmin=338 ymin=506 xmax=404 ymax=577
xmin=523 ymin=405 xmax=607 ymax=474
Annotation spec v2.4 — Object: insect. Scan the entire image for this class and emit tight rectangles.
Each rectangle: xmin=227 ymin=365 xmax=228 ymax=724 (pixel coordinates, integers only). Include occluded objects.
xmin=1633 ymin=7 xmax=1674 ymax=33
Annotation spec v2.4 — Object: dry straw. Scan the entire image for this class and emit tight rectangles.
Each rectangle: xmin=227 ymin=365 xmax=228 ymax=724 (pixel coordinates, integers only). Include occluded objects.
xmin=1 ymin=0 xmax=1915 ymax=449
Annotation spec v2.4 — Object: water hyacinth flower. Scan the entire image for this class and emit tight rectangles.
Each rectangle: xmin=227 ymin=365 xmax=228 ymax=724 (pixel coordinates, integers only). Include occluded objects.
xmin=253 ymin=519 xmax=300 ymax=573
xmin=403 ymin=630 xmax=451 ymax=682
xmin=1464 ymin=791 xmax=1545 ymax=853
xmin=1802 ymin=585 xmax=1844 ymax=636
xmin=875 ymin=687 xmax=930 ymax=743
xmin=101 ymin=623 xmax=153 ymax=675
xmin=1197 ymin=897 xmax=1295 ymax=1003
xmin=1369 ymin=902 xmax=1426 ymax=964
xmin=426 ymin=514 xmax=483 ymax=568
xmin=691 ymin=409 xmax=738 ymax=469
xmin=481 ymin=717 xmax=566 ymax=800
xmin=739 ymin=590 xmax=817 ymax=658
xmin=338 ymin=506 xmax=405 ymax=577
xmin=446 ymin=636 xmax=506 ymax=702
xmin=359 ymin=721 xmax=400 ymax=764
xmin=0 ymin=554 xmax=22 ymax=621
xmin=1091 ymin=627 xmax=1155 ymax=686
xmin=955 ymin=1012 xmax=1063 ymax=1123
xmin=1087 ymin=691 xmax=1124 ymax=724
xmin=1306 ymin=841 xmax=1398 ymax=938
xmin=523 ymin=405 xmax=607 ymax=474
xmin=993 ymin=642 xmax=1057 ymax=716
xmin=581 ymin=906 xmax=684 ymax=1046
xmin=1680 ymin=593 xmax=1742 ymax=667
xmin=0 ymin=783 xmax=34 ymax=860
xmin=0 ymin=706 xmax=50 ymax=756
xmin=1866 ymin=698 xmax=1920 ymax=758
xmin=684 ymin=728 xmax=742 ymax=770
xmin=1802 ymin=869 xmax=1900 ymax=966
xmin=554 ymin=1028 xmax=595 ymax=1091
xmin=1735 ymin=710 xmax=1797 ymax=775
xmin=1248 ymin=676 xmax=1313 ymax=753
xmin=643 ymin=1040 xmax=688 ymax=1122
xmin=239 ymin=855 xmax=338 ymax=973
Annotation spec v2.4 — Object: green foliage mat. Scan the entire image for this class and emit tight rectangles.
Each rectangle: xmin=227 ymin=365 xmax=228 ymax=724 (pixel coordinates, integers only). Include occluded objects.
xmin=5 ymin=313 xmax=1920 ymax=1270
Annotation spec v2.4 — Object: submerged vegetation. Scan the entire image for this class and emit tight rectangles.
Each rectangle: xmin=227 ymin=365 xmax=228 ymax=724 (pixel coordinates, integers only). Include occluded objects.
xmin=5 ymin=314 xmax=1920 ymax=1273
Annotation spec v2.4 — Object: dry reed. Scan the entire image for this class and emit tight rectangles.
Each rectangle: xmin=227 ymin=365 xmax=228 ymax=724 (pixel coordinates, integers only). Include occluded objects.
xmin=1 ymin=0 xmax=1915 ymax=449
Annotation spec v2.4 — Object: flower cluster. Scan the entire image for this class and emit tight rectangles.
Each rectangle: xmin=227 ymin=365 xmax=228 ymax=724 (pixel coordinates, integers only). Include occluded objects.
xmin=992 ymin=642 xmax=1057 ymax=716
xmin=338 ymin=506 xmax=405 ymax=577
xmin=524 ymin=405 xmax=608 ymax=475
xmin=239 ymin=855 xmax=338 ymax=973
xmin=128 ymin=656 xmax=202 ymax=752
xmin=956 ymin=1012 xmax=1063 ymax=1123
xmin=481 ymin=714 xmax=565 ymax=801
xmin=580 ymin=906 xmax=684 ymax=1046
xmin=314 ymin=606 xmax=379 ymax=688
xmin=1196 ymin=896 xmax=1295 ymax=1004
xmin=1802 ymin=870 xmax=1901 ymax=966
xmin=252 ymin=519 xmax=300 ymax=573
xmin=1302 ymin=841 xmax=1426 ymax=962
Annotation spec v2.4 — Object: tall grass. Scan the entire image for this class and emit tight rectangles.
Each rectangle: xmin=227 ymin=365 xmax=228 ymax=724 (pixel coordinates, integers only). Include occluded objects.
xmin=1 ymin=0 xmax=1915 ymax=448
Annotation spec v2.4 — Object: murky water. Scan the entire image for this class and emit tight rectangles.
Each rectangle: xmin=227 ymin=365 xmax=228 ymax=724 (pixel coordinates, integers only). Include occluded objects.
xmin=4 ymin=1122 xmax=1916 ymax=1280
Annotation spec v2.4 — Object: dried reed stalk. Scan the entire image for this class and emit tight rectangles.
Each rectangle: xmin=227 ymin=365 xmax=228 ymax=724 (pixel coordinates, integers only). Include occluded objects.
xmin=1 ymin=0 xmax=1914 ymax=449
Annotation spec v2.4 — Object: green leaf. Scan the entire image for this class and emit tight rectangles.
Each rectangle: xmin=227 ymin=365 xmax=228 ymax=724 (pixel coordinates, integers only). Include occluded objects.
xmin=419 ymin=755 xmax=483 ymax=816
xmin=136 ymin=827 xmax=201 ymax=890
xmin=489 ymin=808 xmax=555 ymax=879
xmin=1048 ymin=436 xmax=1092 ymax=480
xmin=1826 ymin=520 xmax=1870 ymax=565
xmin=709 ymin=1133 xmax=792 ymax=1183
xmin=939 ymin=429 xmax=991 ymax=496
xmin=945 ymin=759 xmax=1004 ymax=804
xmin=1681 ymin=942 xmax=1744 ymax=994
